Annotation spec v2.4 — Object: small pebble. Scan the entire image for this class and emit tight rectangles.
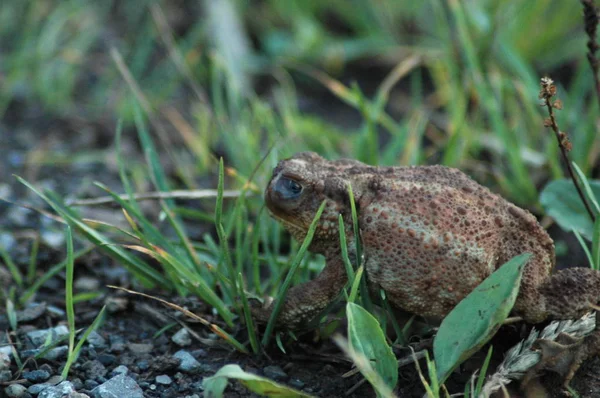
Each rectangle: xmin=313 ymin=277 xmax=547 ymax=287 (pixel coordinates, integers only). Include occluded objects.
xmin=91 ymin=374 xmax=143 ymax=398
xmin=173 ymin=350 xmax=201 ymax=373
xmin=26 ymin=326 xmax=69 ymax=347
xmin=263 ymin=365 xmax=288 ymax=381
xmin=171 ymin=329 xmax=191 ymax=347
xmin=0 ymin=370 xmax=12 ymax=382
xmin=42 ymin=346 xmax=69 ymax=361
xmin=82 ymin=360 xmax=107 ymax=380
xmin=84 ymin=380 xmax=99 ymax=390
xmin=4 ymin=384 xmax=27 ymax=398
xmin=87 ymin=332 xmax=107 ymax=350
xmin=46 ymin=306 xmax=65 ymax=318
xmin=27 ymin=384 xmax=50 ymax=395
xmin=0 ymin=351 xmax=11 ymax=370
xmin=155 ymin=375 xmax=172 ymax=385
xmin=74 ymin=276 xmax=100 ymax=291
xmin=112 ymin=365 xmax=128 ymax=375
xmin=23 ymin=370 xmax=50 ymax=383
xmin=289 ymin=378 xmax=305 ymax=389
xmin=136 ymin=360 xmax=149 ymax=371
xmin=97 ymin=354 xmax=116 ymax=366
xmin=128 ymin=343 xmax=153 ymax=356
xmin=38 ymin=381 xmax=74 ymax=398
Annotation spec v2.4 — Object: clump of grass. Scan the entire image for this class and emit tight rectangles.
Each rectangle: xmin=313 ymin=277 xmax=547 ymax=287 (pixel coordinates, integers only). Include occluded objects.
xmin=61 ymin=226 xmax=107 ymax=378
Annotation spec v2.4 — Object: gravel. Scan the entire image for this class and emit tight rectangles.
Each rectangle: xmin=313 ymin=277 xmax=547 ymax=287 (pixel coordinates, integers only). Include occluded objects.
xmin=38 ymin=381 xmax=74 ymax=398
xmin=171 ymin=329 xmax=192 ymax=347
xmin=91 ymin=374 xmax=143 ymax=398
xmin=23 ymin=369 xmax=51 ymax=383
xmin=173 ymin=350 xmax=201 ymax=373
xmin=4 ymin=384 xmax=27 ymax=398
xmin=155 ymin=374 xmax=172 ymax=385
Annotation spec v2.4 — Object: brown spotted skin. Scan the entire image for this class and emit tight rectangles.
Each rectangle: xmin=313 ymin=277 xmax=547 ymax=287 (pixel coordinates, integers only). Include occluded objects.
xmin=256 ymin=152 xmax=600 ymax=330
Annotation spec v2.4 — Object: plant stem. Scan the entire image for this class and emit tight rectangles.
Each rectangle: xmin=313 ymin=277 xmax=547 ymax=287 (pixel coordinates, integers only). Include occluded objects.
xmin=542 ymin=93 xmax=596 ymax=222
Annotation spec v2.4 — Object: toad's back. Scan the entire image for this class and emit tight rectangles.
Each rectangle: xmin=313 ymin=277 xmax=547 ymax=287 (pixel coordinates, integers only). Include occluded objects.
xmin=354 ymin=165 xmax=555 ymax=318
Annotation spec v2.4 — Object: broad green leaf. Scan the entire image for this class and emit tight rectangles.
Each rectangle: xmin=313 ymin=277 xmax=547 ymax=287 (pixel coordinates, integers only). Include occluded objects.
xmin=434 ymin=253 xmax=530 ymax=383
xmin=346 ymin=302 xmax=398 ymax=397
xmin=202 ymin=364 xmax=314 ymax=398
xmin=540 ymin=179 xmax=600 ymax=240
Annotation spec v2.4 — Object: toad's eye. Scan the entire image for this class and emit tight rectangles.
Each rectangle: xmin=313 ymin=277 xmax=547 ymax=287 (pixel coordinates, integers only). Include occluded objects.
xmin=274 ymin=177 xmax=303 ymax=199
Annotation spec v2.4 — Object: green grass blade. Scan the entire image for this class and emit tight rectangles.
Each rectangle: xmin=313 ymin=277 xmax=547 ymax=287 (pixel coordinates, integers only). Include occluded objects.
xmin=65 ymin=226 xmax=76 ymax=361
xmin=0 ymin=244 xmax=23 ymax=288
xmin=238 ymin=273 xmax=260 ymax=354
xmin=27 ymin=235 xmax=40 ymax=283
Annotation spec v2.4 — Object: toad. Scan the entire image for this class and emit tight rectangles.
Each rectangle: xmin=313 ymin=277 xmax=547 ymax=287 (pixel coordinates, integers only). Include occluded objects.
xmin=253 ymin=152 xmax=600 ymax=390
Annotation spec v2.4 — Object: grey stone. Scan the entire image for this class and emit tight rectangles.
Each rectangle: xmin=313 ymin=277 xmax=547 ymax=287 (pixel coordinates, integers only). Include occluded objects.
xmin=38 ymin=381 xmax=74 ymax=398
xmin=91 ymin=374 xmax=143 ymax=398
xmin=4 ymin=384 xmax=27 ymax=398
xmin=0 ymin=346 xmax=12 ymax=357
xmin=0 ymin=370 xmax=12 ymax=382
xmin=26 ymin=326 xmax=69 ymax=347
xmin=74 ymin=277 xmax=100 ymax=291
xmin=97 ymin=354 xmax=115 ymax=367
xmin=68 ymin=393 xmax=90 ymax=398
xmin=111 ymin=365 xmax=128 ymax=375
xmin=136 ymin=360 xmax=149 ymax=371
xmin=18 ymin=303 xmax=47 ymax=323
xmin=40 ymin=230 xmax=65 ymax=250
xmin=0 ymin=352 xmax=10 ymax=370
xmin=46 ymin=375 xmax=63 ymax=385
xmin=27 ymin=383 xmax=50 ymax=395
xmin=155 ymin=375 xmax=171 ymax=385
xmin=171 ymin=329 xmax=191 ymax=347
xmin=289 ymin=378 xmax=305 ymax=389
xmin=86 ymin=332 xmax=106 ymax=349
xmin=173 ymin=350 xmax=201 ymax=373
xmin=42 ymin=346 xmax=69 ymax=361
xmin=263 ymin=365 xmax=288 ymax=381
xmin=127 ymin=343 xmax=153 ymax=356
xmin=46 ymin=306 xmax=65 ymax=318
xmin=82 ymin=360 xmax=107 ymax=380
xmin=23 ymin=369 xmax=50 ymax=383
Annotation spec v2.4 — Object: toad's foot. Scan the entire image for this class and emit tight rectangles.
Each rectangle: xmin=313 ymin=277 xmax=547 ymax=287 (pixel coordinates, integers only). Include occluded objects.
xmin=521 ymin=329 xmax=600 ymax=395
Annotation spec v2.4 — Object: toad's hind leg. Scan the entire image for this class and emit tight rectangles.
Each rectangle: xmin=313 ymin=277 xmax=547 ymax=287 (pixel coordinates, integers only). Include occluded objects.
xmin=521 ymin=267 xmax=600 ymax=393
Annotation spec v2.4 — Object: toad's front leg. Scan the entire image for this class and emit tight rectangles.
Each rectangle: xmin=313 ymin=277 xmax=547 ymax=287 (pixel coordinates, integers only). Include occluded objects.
xmin=251 ymin=255 xmax=348 ymax=329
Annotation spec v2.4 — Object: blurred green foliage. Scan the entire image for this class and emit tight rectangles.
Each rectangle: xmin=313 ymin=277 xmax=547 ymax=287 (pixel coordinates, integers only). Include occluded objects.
xmin=2 ymin=0 xmax=597 ymax=207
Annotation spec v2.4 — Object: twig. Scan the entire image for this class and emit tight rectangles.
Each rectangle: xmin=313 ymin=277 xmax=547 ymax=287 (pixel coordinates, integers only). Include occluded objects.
xmin=66 ymin=189 xmax=250 ymax=206
xmin=581 ymin=0 xmax=600 ymax=113
xmin=539 ymin=77 xmax=596 ymax=222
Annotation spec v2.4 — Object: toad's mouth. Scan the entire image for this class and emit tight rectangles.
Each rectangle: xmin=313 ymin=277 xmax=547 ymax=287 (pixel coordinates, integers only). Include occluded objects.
xmin=267 ymin=209 xmax=308 ymax=236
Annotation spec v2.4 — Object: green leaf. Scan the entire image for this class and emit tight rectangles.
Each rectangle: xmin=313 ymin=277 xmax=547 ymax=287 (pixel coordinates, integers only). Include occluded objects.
xmin=434 ymin=253 xmax=530 ymax=383
xmin=540 ymin=179 xmax=600 ymax=240
xmin=203 ymin=364 xmax=314 ymax=398
xmin=346 ymin=302 xmax=398 ymax=397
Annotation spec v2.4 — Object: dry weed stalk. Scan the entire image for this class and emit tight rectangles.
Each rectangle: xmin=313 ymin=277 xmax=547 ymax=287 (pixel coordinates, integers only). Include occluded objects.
xmin=581 ymin=0 xmax=600 ymax=111
xmin=539 ymin=77 xmax=596 ymax=222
